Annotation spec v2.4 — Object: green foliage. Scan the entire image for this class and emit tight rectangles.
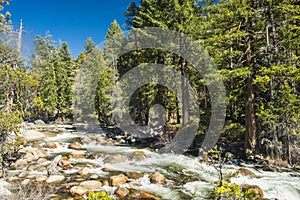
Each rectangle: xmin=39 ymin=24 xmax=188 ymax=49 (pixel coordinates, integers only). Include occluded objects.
xmin=0 ymin=110 xmax=22 ymax=177
xmin=73 ymin=38 xmax=106 ymax=123
xmin=94 ymin=20 xmax=124 ymax=125
xmin=208 ymin=147 xmax=262 ymax=199
xmin=0 ymin=0 xmax=11 ymax=31
xmin=214 ymin=181 xmax=243 ymax=199
xmin=30 ymin=34 xmax=75 ymax=120
xmin=84 ymin=191 xmax=114 ymax=200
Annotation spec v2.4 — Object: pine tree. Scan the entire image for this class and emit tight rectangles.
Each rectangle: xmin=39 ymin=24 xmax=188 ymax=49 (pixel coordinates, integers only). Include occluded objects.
xmin=95 ymin=20 xmax=124 ymax=125
xmin=199 ymin=0 xmax=299 ymax=157
xmin=73 ymin=38 xmax=106 ymax=123
xmin=55 ymin=42 xmax=74 ymax=119
xmin=132 ymin=0 xmax=201 ymax=126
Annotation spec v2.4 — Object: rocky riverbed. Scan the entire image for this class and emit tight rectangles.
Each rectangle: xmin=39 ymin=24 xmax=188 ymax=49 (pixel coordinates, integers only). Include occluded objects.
xmin=0 ymin=122 xmax=299 ymax=200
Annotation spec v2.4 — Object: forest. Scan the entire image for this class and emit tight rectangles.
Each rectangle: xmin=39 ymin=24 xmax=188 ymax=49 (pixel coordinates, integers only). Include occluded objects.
xmin=0 ymin=0 xmax=299 ymax=199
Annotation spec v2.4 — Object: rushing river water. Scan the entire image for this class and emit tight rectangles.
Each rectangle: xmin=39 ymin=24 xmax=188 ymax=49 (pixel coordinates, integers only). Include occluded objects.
xmin=38 ymin=130 xmax=300 ymax=200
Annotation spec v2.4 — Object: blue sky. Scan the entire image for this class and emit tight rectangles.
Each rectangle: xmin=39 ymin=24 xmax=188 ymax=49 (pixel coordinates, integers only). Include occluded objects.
xmin=5 ymin=0 xmax=135 ymax=57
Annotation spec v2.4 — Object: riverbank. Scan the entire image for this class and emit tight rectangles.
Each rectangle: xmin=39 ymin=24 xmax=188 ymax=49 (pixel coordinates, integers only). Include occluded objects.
xmin=0 ymin=122 xmax=299 ymax=200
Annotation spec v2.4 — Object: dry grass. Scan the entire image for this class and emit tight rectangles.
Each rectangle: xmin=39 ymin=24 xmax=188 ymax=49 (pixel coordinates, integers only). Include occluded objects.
xmin=2 ymin=182 xmax=57 ymax=200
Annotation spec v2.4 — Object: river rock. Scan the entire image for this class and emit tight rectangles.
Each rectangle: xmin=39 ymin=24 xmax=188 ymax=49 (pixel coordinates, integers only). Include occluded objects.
xmin=68 ymin=142 xmax=82 ymax=150
xmin=69 ymin=150 xmax=85 ymax=158
xmin=127 ymin=172 xmax=143 ymax=180
xmin=70 ymin=186 xmax=88 ymax=196
xmin=37 ymin=166 xmax=47 ymax=172
xmin=131 ymin=191 xmax=160 ymax=200
xmin=103 ymin=154 xmax=126 ymax=164
xmin=59 ymin=159 xmax=73 ymax=170
xmin=46 ymin=175 xmax=65 ymax=184
xmin=129 ymin=151 xmax=146 ymax=161
xmin=34 ymin=119 xmax=46 ymax=125
xmin=115 ymin=186 xmax=130 ymax=198
xmin=18 ymin=171 xmax=29 ymax=178
xmin=242 ymin=184 xmax=264 ymax=198
xmin=0 ymin=180 xmax=12 ymax=197
xmin=237 ymin=168 xmax=257 ymax=178
xmin=80 ymin=136 xmax=92 ymax=144
xmin=102 ymin=180 xmax=109 ymax=186
xmin=44 ymin=141 xmax=57 ymax=149
xmin=80 ymin=180 xmax=102 ymax=190
xmin=23 ymin=130 xmax=45 ymax=142
xmin=21 ymin=179 xmax=31 ymax=185
xmin=90 ymin=174 xmax=99 ymax=180
xmin=109 ymin=174 xmax=128 ymax=186
xmin=37 ymin=158 xmax=49 ymax=164
xmin=11 ymin=158 xmax=28 ymax=170
xmin=24 ymin=153 xmax=38 ymax=162
xmin=78 ymin=167 xmax=91 ymax=178
xmin=20 ymin=147 xmax=47 ymax=160
xmin=36 ymin=175 xmax=48 ymax=182
xmin=149 ymin=173 xmax=166 ymax=184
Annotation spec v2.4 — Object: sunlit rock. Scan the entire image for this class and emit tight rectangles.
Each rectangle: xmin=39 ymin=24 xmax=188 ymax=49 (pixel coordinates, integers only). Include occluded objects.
xmin=149 ymin=173 xmax=166 ymax=184
xmin=109 ymin=174 xmax=128 ymax=186
xmin=103 ymin=154 xmax=126 ymax=164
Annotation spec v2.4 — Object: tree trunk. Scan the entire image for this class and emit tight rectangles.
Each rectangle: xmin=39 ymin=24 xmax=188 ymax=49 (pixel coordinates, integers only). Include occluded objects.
xmin=179 ymin=32 xmax=189 ymax=126
xmin=244 ymin=73 xmax=257 ymax=153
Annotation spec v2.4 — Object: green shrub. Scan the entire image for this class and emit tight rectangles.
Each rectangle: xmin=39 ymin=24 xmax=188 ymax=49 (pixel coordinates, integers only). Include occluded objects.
xmin=84 ymin=191 xmax=114 ymax=200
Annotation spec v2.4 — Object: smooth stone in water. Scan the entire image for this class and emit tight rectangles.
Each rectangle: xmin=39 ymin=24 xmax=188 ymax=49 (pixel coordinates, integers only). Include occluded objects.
xmin=44 ymin=141 xmax=57 ymax=149
xmin=115 ymin=186 xmax=130 ymax=198
xmin=12 ymin=159 xmax=28 ymax=170
xmin=46 ymin=175 xmax=65 ymax=184
xmin=21 ymin=179 xmax=31 ymax=185
xmin=70 ymin=186 xmax=88 ymax=196
xmin=131 ymin=191 xmax=160 ymax=200
xmin=127 ymin=172 xmax=143 ymax=180
xmin=103 ymin=154 xmax=126 ymax=164
xmin=242 ymin=184 xmax=264 ymax=198
xmin=109 ymin=174 xmax=128 ymax=186
xmin=23 ymin=129 xmax=45 ymax=142
xmin=78 ymin=167 xmax=91 ymax=178
xmin=79 ymin=180 xmax=102 ymax=190
xmin=149 ymin=173 xmax=166 ymax=184
xmin=69 ymin=151 xmax=85 ymax=158
xmin=68 ymin=142 xmax=82 ymax=150
xmin=18 ymin=171 xmax=29 ymax=178
xmin=36 ymin=175 xmax=48 ymax=182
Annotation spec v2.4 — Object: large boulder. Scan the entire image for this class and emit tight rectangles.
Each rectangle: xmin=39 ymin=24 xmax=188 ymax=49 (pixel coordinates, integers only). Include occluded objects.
xmin=46 ymin=175 xmax=65 ymax=184
xmin=109 ymin=174 xmax=128 ymax=186
xmin=78 ymin=167 xmax=91 ymax=178
xmin=36 ymin=175 xmax=48 ymax=182
xmin=70 ymin=186 xmax=88 ymax=196
xmin=11 ymin=159 xmax=28 ymax=170
xmin=58 ymin=158 xmax=73 ymax=170
xmin=115 ymin=186 xmax=130 ymax=198
xmin=23 ymin=130 xmax=45 ymax=142
xmin=129 ymin=151 xmax=146 ymax=161
xmin=242 ymin=184 xmax=264 ymax=198
xmin=127 ymin=172 xmax=143 ymax=180
xmin=131 ymin=191 xmax=160 ymax=200
xmin=79 ymin=180 xmax=102 ymax=190
xmin=20 ymin=147 xmax=47 ymax=160
xmin=68 ymin=142 xmax=82 ymax=150
xmin=236 ymin=168 xmax=257 ymax=178
xmin=69 ymin=150 xmax=86 ymax=158
xmin=34 ymin=119 xmax=46 ymax=125
xmin=149 ymin=173 xmax=166 ymax=184
xmin=103 ymin=154 xmax=126 ymax=164
xmin=44 ymin=141 xmax=57 ymax=149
